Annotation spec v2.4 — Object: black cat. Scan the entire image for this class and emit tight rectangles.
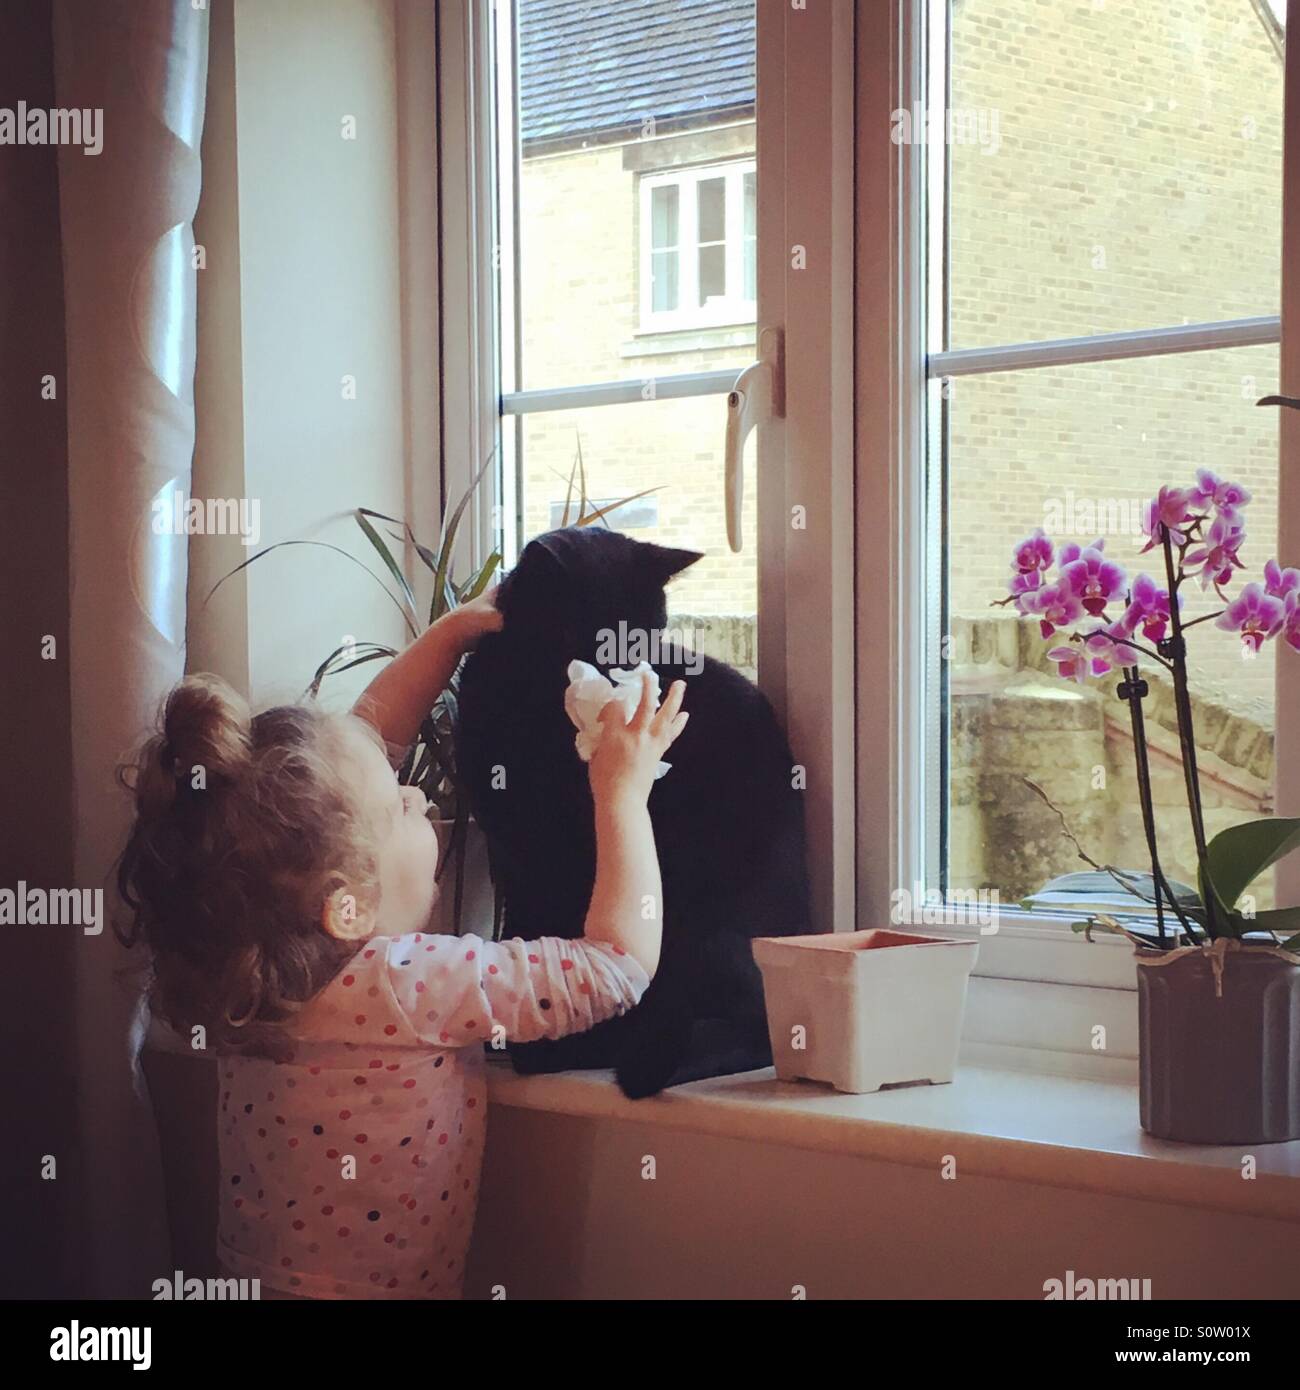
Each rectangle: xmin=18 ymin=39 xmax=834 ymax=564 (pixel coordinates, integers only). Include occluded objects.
xmin=455 ymin=526 xmax=810 ymax=1098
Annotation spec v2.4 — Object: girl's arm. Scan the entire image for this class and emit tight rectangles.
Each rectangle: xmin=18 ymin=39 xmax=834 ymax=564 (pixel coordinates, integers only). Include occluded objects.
xmin=351 ymin=593 xmax=502 ymax=749
xmin=580 ymin=672 xmax=688 ymax=978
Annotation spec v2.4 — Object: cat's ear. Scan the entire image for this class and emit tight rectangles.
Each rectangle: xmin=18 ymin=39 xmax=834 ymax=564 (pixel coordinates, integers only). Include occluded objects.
xmin=638 ymin=541 xmax=703 ymax=584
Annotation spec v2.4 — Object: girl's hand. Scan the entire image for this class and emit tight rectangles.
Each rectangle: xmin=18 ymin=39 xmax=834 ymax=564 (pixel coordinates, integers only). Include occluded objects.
xmin=452 ymin=587 xmax=503 ymax=651
xmin=588 ymin=672 xmax=688 ymax=808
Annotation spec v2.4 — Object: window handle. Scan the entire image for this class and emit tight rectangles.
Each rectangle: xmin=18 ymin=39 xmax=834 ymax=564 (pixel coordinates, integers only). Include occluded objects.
xmin=724 ymin=326 xmax=784 ymax=552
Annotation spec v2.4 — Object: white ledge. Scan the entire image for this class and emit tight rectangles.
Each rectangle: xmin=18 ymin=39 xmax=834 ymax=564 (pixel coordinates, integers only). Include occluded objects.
xmin=485 ymin=1056 xmax=1300 ymax=1224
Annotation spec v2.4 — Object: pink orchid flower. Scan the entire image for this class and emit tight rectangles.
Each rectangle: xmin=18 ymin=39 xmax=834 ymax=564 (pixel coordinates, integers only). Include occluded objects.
xmin=1118 ymin=574 xmax=1173 ymax=643
xmin=1025 ymin=580 xmax=1085 ymax=639
xmin=1139 ymin=486 xmax=1194 ymax=553
xmin=1084 ymin=627 xmax=1141 ymax=674
xmin=1056 ymin=537 xmax=1105 ymax=568
xmin=1264 ymin=557 xmax=1300 ymax=602
xmin=1215 ymin=582 xmax=1286 ymax=654
xmin=1190 ymin=468 xmax=1252 ymax=520
xmin=1184 ymin=511 xmax=1246 ymax=591
xmin=1285 ymin=593 xmax=1300 ymax=655
xmin=1011 ymin=527 xmax=1055 ymax=576
xmin=1060 ymin=546 xmax=1128 ymax=618
xmin=1008 ymin=567 xmax=1045 ymax=613
xmin=1047 ymin=644 xmax=1111 ymax=685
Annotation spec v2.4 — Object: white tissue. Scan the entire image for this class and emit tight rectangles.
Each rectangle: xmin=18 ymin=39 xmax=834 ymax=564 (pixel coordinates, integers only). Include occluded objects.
xmin=564 ymin=660 xmax=672 ymax=779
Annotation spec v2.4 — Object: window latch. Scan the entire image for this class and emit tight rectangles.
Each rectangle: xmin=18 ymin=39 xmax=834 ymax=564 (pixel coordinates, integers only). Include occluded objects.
xmin=724 ymin=325 xmax=784 ymax=552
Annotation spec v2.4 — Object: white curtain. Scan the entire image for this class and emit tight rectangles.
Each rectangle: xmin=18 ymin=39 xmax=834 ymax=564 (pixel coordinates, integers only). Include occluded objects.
xmin=53 ymin=0 xmax=209 ymax=1297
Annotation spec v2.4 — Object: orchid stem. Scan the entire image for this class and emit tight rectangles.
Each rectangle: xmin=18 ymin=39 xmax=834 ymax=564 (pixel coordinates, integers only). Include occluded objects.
xmin=1160 ymin=525 xmax=1219 ymax=939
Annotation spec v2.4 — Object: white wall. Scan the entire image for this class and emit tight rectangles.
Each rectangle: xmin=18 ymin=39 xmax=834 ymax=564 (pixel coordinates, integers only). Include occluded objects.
xmin=191 ymin=0 xmax=412 ymax=707
xmin=467 ymin=1105 xmax=1300 ymax=1299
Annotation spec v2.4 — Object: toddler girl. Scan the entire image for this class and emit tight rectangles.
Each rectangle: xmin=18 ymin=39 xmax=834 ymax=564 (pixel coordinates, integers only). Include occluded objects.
xmin=117 ymin=596 xmax=688 ymax=1299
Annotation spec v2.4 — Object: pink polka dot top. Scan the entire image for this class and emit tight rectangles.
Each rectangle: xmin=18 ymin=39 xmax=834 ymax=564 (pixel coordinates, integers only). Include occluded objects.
xmin=216 ymin=931 xmax=649 ymax=1299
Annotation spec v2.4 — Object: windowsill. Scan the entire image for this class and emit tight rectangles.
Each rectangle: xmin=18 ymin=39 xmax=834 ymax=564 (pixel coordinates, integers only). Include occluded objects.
xmin=484 ymin=1053 xmax=1300 ymax=1223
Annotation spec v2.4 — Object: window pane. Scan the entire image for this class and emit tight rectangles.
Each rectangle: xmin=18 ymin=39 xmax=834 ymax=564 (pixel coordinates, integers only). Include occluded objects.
xmin=698 ymin=175 xmax=726 ymax=244
xmin=651 ymin=183 xmax=678 ymax=251
xmin=652 ymin=248 xmax=679 ymax=312
xmin=947 ymin=2 xmax=1284 ymax=347
xmin=518 ymin=398 xmax=759 ymax=676
xmin=513 ymin=0 xmax=756 ymax=389
xmin=698 ymin=243 xmax=727 ymax=305
xmin=945 ymin=346 xmax=1279 ymax=910
xmin=504 ymin=1 xmax=759 ymax=673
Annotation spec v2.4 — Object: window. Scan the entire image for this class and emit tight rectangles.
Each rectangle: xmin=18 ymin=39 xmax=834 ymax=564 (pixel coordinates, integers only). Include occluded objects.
xmin=440 ymin=0 xmax=858 ymax=936
xmin=639 ymin=162 xmax=758 ymax=330
xmin=898 ymin=0 xmax=1294 ymax=1001
xmin=493 ymin=0 xmax=761 ymax=634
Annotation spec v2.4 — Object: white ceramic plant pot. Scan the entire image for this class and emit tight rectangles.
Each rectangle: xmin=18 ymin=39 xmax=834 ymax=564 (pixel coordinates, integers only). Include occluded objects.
xmin=430 ymin=817 xmax=496 ymax=941
xmin=753 ymin=929 xmax=980 ymax=1094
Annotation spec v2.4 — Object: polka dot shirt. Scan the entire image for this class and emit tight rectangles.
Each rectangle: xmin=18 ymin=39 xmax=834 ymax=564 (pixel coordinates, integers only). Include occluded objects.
xmin=216 ymin=932 xmax=649 ymax=1299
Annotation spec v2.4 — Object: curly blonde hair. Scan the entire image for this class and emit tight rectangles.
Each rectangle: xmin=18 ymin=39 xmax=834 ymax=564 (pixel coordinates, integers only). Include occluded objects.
xmin=116 ymin=674 xmax=382 ymax=1057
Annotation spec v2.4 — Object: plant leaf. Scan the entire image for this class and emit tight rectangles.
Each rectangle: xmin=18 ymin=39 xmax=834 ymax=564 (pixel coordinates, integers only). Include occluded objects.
xmin=576 ymin=487 xmax=661 ymax=529
xmin=304 ymin=641 xmax=398 ymax=698
xmin=354 ymin=509 xmax=418 ymax=620
xmin=207 ymin=540 xmax=419 ymax=639
xmin=1202 ymin=817 xmax=1300 ymax=917
xmin=358 ymin=507 xmax=441 ymax=577
xmin=561 ymin=449 xmax=577 ymax=528
xmin=1226 ymin=905 xmax=1300 ymax=940
xmin=456 ymin=552 xmax=501 ymax=604
xmin=431 ymin=452 xmax=494 ymax=626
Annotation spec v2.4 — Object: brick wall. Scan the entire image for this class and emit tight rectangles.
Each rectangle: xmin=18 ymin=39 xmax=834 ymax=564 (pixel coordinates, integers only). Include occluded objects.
xmin=948 ymin=0 xmax=1284 ymax=709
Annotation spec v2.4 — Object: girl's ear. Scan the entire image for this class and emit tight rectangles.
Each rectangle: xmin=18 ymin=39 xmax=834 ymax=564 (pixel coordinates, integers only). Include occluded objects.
xmin=321 ymin=883 xmax=372 ymax=942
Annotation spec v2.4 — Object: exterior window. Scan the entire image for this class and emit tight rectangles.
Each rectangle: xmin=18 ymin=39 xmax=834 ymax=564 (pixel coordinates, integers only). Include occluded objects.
xmin=926 ymin=1 xmax=1286 ymax=923
xmin=639 ymin=162 xmax=757 ymax=330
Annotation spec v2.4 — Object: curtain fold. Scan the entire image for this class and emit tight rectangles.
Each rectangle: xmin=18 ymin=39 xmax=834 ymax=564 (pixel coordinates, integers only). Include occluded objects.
xmin=53 ymin=0 xmax=209 ymax=1297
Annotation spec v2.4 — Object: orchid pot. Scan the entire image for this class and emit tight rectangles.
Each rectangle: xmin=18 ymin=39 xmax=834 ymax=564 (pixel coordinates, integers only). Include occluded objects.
xmin=1137 ymin=938 xmax=1300 ymax=1143
xmin=753 ymin=929 xmax=979 ymax=1094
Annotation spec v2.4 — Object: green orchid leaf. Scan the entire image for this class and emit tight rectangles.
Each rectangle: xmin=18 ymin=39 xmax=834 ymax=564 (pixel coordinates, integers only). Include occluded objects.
xmin=1202 ymin=817 xmax=1300 ymax=918
xmin=1225 ymin=905 xmax=1300 ymax=941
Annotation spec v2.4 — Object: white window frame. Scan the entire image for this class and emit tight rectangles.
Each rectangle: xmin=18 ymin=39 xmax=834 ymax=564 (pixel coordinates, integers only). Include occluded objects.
xmin=637 ymin=161 xmax=758 ymax=333
xmin=859 ymin=0 xmax=1300 ymax=1071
